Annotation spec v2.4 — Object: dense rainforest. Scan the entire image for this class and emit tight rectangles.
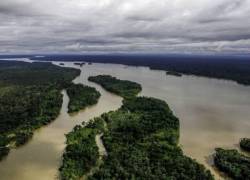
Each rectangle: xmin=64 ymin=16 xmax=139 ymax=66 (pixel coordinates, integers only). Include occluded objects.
xmin=66 ymin=84 xmax=101 ymax=113
xmin=60 ymin=75 xmax=213 ymax=180
xmin=88 ymin=75 xmax=142 ymax=98
xmin=0 ymin=61 xmax=80 ymax=160
xmin=59 ymin=118 xmax=104 ymax=180
xmin=214 ymin=148 xmax=250 ymax=179
xmin=29 ymin=54 xmax=250 ymax=86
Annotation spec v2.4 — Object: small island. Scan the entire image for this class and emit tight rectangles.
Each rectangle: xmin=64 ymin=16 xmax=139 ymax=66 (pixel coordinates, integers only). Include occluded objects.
xmin=66 ymin=83 xmax=100 ymax=113
xmin=214 ymin=148 xmax=250 ymax=179
xmin=240 ymin=138 xmax=250 ymax=151
xmin=88 ymin=75 xmax=142 ymax=98
xmin=59 ymin=63 xmax=65 ymax=66
xmin=74 ymin=62 xmax=85 ymax=67
xmin=166 ymin=71 xmax=182 ymax=77
xmin=59 ymin=118 xmax=104 ymax=179
xmin=0 ymin=61 xmax=80 ymax=160
xmin=60 ymin=76 xmax=213 ymax=180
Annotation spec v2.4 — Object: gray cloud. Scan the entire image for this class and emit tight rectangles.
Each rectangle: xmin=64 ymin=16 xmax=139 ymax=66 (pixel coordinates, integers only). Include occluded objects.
xmin=0 ymin=0 xmax=250 ymax=54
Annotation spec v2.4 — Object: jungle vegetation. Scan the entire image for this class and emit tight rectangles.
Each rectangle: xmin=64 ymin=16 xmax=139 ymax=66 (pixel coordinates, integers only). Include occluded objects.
xmin=31 ymin=54 xmax=250 ymax=86
xmin=214 ymin=148 xmax=250 ymax=180
xmin=89 ymin=97 xmax=213 ymax=180
xmin=60 ymin=76 xmax=213 ymax=180
xmin=0 ymin=61 xmax=80 ymax=160
xmin=66 ymin=84 xmax=101 ymax=113
xmin=59 ymin=118 xmax=104 ymax=180
xmin=88 ymin=75 xmax=142 ymax=98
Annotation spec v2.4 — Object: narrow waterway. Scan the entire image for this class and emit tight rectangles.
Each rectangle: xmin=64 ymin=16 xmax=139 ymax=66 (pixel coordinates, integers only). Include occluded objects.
xmin=67 ymin=62 xmax=250 ymax=179
xmin=0 ymin=62 xmax=122 ymax=180
xmin=0 ymin=61 xmax=250 ymax=179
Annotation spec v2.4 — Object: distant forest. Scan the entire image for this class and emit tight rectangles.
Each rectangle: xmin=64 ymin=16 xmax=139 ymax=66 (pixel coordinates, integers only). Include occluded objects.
xmin=1 ymin=54 xmax=250 ymax=84
xmin=14 ymin=54 xmax=249 ymax=86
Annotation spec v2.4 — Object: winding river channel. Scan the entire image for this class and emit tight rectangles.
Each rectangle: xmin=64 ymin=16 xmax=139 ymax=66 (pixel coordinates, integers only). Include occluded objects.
xmin=0 ymin=61 xmax=250 ymax=179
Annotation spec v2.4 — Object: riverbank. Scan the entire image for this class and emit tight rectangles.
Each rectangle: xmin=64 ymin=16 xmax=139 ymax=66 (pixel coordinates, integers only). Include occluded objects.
xmin=0 ymin=61 xmax=80 ymax=160
xmin=0 ymin=61 xmax=249 ymax=179
xmin=30 ymin=54 xmax=250 ymax=86
xmin=0 ymin=62 xmax=122 ymax=180
xmin=60 ymin=75 xmax=213 ymax=179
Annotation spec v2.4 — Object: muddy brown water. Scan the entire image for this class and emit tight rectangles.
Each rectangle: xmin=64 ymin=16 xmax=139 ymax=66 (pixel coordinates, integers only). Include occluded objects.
xmin=0 ymin=61 xmax=249 ymax=180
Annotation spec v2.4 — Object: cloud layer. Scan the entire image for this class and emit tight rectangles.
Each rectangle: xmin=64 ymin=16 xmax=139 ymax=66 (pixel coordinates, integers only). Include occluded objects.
xmin=0 ymin=0 xmax=250 ymax=54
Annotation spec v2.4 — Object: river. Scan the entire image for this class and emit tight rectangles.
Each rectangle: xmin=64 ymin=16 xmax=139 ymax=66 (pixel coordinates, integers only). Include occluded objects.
xmin=0 ymin=61 xmax=250 ymax=179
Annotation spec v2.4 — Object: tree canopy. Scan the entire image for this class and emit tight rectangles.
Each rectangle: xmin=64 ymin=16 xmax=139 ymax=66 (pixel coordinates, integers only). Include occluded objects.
xmin=214 ymin=148 xmax=250 ymax=179
xmin=66 ymin=83 xmax=100 ymax=113
xmin=0 ymin=61 xmax=80 ymax=160
xmin=88 ymin=75 xmax=142 ymax=98
xmin=60 ymin=75 xmax=213 ymax=180
xmin=240 ymin=138 xmax=250 ymax=152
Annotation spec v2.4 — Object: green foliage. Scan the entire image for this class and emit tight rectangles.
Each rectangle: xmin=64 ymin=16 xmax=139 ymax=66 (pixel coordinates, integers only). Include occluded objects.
xmin=66 ymin=84 xmax=100 ymax=113
xmin=60 ymin=75 xmax=213 ymax=179
xmin=122 ymin=97 xmax=179 ymax=131
xmin=0 ymin=61 xmax=80 ymax=160
xmin=15 ymin=131 xmax=33 ymax=147
xmin=214 ymin=148 xmax=250 ymax=179
xmin=88 ymin=75 xmax=142 ymax=98
xmin=89 ymin=97 xmax=213 ymax=180
xmin=60 ymin=95 xmax=213 ymax=179
xmin=0 ymin=61 xmax=79 ymax=88
xmin=59 ymin=118 xmax=104 ymax=180
xmin=240 ymin=138 xmax=250 ymax=152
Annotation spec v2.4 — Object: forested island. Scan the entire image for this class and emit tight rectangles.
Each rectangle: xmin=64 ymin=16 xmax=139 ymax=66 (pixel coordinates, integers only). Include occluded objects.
xmin=74 ymin=62 xmax=85 ymax=67
xmin=88 ymin=75 xmax=142 ymax=98
xmin=66 ymin=84 xmax=101 ymax=113
xmin=214 ymin=148 xmax=250 ymax=179
xmin=166 ymin=71 xmax=182 ymax=77
xmin=0 ymin=61 xmax=80 ymax=160
xmin=214 ymin=138 xmax=250 ymax=179
xmin=240 ymin=138 xmax=250 ymax=152
xmin=60 ymin=75 xmax=213 ymax=180
xmin=59 ymin=118 xmax=104 ymax=179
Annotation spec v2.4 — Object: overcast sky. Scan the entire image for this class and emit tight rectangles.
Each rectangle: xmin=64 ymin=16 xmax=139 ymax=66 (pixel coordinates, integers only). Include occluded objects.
xmin=0 ymin=0 xmax=250 ymax=54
